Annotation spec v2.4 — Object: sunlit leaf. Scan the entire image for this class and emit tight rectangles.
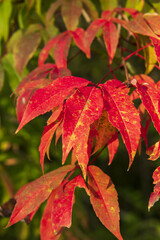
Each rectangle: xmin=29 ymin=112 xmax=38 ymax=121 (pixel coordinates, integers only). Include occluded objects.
xmin=39 ymin=113 xmax=63 ymax=171
xmin=132 ymin=77 xmax=160 ymax=135
xmin=99 ymin=0 xmax=118 ymax=11
xmin=146 ymin=140 xmax=160 ymax=161
xmin=7 ymin=165 xmax=74 ymax=226
xmin=63 ymin=86 xmax=103 ymax=177
xmin=126 ymin=14 xmax=157 ymax=38
xmin=40 ymin=174 xmax=86 ymax=240
xmin=150 ymin=37 xmax=160 ymax=66
xmin=88 ymin=165 xmax=122 ymax=240
xmin=149 ymin=166 xmax=160 ymax=210
xmin=100 ymin=80 xmax=141 ymax=167
xmin=16 ymin=76 xmax=90 ymax=132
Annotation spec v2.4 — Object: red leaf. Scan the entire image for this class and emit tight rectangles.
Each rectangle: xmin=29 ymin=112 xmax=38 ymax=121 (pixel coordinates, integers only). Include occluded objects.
xmin=148 ymin=166 xmax=160 ymax=210
xmin=39 ymin=112 xmax=63 ymax=171
xmin=146 ymin=140 xmax=160 ymax=161
xmin=40 ymin=174 xmax=86 ymax=240
xmin=100 ymin=80 xmax=141 ymax=167
xmin=40 ymin=188 xmax=63 ymax=240
xmin=103 ymin=21 xmax=119 ymax=64
xmin=16 ymin=64 xmax=70 ymax=123
xmin=62 ymin=86 xmax=103 ymax=178
xmin=84 ymin=18 xmax=106 ymax=57
xmin=16 ymin=76 xmax=90 ymax=132
xmin=132 ymin=78 xmax=160 ymax=135
xmin=16 ymin=63 xmax=56 ymax=94
xmin=7 ymin=165 xmax=74 ymax=227
xmin=61 ymin=0 xmax=82 ymax=30
xmin=141 ymin=113 xmax=151 ymax=148
xmin=101 ymin=10 xmax=113 ymax=20
xmin=54 ymin=33 xmax=72 ymax=68
xmin=107 ymin=133 xmax=119 ymax=165
xmin=88 ymin=165 xmax=122 ymax=240
xmin=38 ymin=31 xmax=71 ymax=67
xmin=119 ymin=7 xmax=140 ymax=18
xmin=71 ymin=28 xmax=87 ymax=55
xmin=126 ymin=14 xmax=157 ymax=38
xmin=150 ymin=37 xmax=160 ymax=66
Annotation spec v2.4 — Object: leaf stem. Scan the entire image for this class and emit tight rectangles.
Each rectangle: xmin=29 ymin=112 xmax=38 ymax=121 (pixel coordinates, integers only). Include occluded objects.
xmin=89 ymin=144 xmax=108 ymax=166
xmin=99 ymin=42 xmax=152 ymax=84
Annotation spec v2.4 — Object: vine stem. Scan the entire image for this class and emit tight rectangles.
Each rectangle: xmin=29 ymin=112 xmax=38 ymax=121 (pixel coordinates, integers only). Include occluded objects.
xmin=99 ymin=42 xmax=152 ymax=84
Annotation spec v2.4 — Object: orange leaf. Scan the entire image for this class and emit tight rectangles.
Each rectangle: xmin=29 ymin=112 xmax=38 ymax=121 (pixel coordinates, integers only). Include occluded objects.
xmin=91 ymin=109 xmax=119 ymax=164
xmin=146 ymin=140 xmax=160 ymax=161
xmin=126 ymin=14 xmax=157 ymax=38
xmin=88 ymin=165 xmax=123 ymax=240
xmin=148 ymin=166 xmax=160 ymax=210
xmin=144 ymin=14 xmax=160 ymax=35
xmin=7 ymin=165 xmax=74 ymax=227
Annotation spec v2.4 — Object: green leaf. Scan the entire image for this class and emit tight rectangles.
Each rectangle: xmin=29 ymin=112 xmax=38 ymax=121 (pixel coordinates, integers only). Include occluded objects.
xmin=0 ymin=63 xmax=4 ymax=91
xmin=125 ymin=0 xmax=144 ymax=11
xmin=2 ymin=54 xmax=21 ymax=91
xmin=99 ymin=0 xmax=118 ymax=11
xmin=140 ymin=36 xmax=157 ymax=74
xmin=0 ymin=0 xmax=12 ymax=42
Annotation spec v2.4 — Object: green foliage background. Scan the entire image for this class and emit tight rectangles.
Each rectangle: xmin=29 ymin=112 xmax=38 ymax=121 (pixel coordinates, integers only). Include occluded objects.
xmin=1 ymin=0 xmax=160 ymax=239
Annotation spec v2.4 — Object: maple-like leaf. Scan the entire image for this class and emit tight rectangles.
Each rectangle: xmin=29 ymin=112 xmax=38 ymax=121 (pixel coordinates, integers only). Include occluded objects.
xmin=107 ymin=134 xmax=119 ymax=165
xmin=16 ymin=63 xmax=56 ymax=95
xmin=16 ymin=64 xmax=70 ymax=123
xmin=100 ymin=80 xmax=141 ymax=167
xmin=40 ymin=174 xmax=86 ymax=240
xmin=148 ymin=166 xmax=160 ymax=210
xmin=103 ymin=21 xmax=119 ymax=64
xmin=131 ymin=77 xmax=160 ymax=135
xmin=39 ymin=112 xmax=63 ymax=171
xmin=14 ymin=25 xmax=42 ymax=74
xmin=7 ymin=165 xmax=75 ymax=227
xmin=91 ymin=109 xmax=119 ymax=164
xmin=16 ymin=76 xmax=90 ymax=132
xmin=140 ymin=36 xmax=157 ymax=74
xmin=38 ymin=31 xmax=72 ymax=68
xmin=62 ymin=86 xmax=103 ymax=177
xmin=126 ymin=14 xmax=157 ymax=38
xmin=61 ymin=0 xmax=82 ymax=30
xmin=146 ymin=140 xmax=160 ymax=161
xmin=144 ymin=14 xmax=160 ymax=35
xmin=150 ymin=37 xmax=160 ymax=66
xmin=88 ymin=165 xmax=122 ymax=240
xmin=84 ymin=18 xmax=106 ymax=57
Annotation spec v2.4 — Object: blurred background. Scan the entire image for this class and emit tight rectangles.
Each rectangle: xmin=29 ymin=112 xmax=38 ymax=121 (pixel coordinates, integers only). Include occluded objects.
xmin=1 ymin=0 xmax=160 ymax=239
